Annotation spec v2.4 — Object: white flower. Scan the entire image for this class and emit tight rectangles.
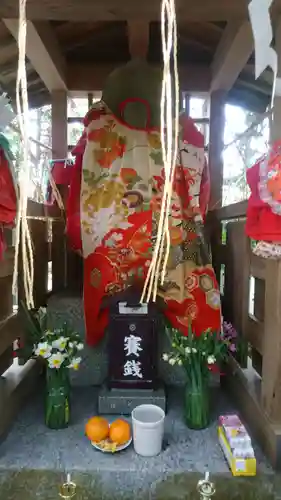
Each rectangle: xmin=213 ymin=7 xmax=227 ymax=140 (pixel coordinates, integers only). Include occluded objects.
xmin=48 ymin=352 xmax=65 ymax=369
xmin=68 ymin=341 xmax=75 ymax=349
xmin=38 ymin=307 xmax=47 ymax=315
xmin=207 ymin=355 xmax=216 ymax=365
xmin=45 ymin=329 xmax=54 ymax=336
xmin=192 ymin=348 xmax=197 ymax=354
xmin=185 ymin=347 xmax=191 ymax=355
xmin=178 ymin=359 xmax=183 ymax=366
xmin=77 ymin=343 xmax=84 ymax=351
xmin=169 ymin=358 xmax=176 ymax=366
xmin=162 ymin=353 xmax=169 ymax=361
xmin=52 ymin=336 xmax=68 ymax=351
xmin=68 ymin=357 xmax=82 ymax=370
xmin=34 ymin=342 xmax=51 ymax=359
xmin=202 ymin=351 xmax=206 ymax=356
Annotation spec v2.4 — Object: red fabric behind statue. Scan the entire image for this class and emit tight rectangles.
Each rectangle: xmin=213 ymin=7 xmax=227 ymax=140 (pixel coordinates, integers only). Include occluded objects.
xmin=0 ymin=147 xmax=17 ymax=259
xmin=0 ymin=149 xmax=17 ymax=225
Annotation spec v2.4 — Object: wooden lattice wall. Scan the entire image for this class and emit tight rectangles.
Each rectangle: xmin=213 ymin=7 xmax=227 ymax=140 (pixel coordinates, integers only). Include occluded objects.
xmin=0 ymin=201 xmax=66 ymax=438
xmin=209 ymin=200 xmax=281 ymax=469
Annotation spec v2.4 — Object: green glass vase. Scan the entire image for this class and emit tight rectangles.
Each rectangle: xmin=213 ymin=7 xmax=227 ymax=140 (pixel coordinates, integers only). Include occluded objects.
xmin=184 ymin=370 xmax=210 ymax=430
xmin=45 ymin=367 xmax=70 ymax=429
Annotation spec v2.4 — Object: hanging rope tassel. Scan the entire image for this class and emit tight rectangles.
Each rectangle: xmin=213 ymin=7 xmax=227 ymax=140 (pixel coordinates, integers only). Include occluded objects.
xmin=141 ymin=0 xmax=180 ymax=303
xmin=12 ymin=0 xmax=35 ymax=309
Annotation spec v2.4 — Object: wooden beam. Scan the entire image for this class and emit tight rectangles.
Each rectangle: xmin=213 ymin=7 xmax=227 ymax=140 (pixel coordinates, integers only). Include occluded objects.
xmin=127 ymin=21 xmax=150 ymax=60
xmin=27 ymin=199 xmax=62 ymax=219
xmin=0 ymin=0 xmax=256 ymax=22
xmin=211 ymin=21 xmax=254 ymax=92
xmin=66 ymin=62 xmax=211 ymax=92
xmin=3 ymin=19 xmax=67 ymax=91
xmin=209 ymin=200 xmax=248 ymax=221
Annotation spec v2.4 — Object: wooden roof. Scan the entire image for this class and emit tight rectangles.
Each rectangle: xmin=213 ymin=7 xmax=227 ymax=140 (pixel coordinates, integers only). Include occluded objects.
xmin=0 ymin=0 xmax=277 ymax=111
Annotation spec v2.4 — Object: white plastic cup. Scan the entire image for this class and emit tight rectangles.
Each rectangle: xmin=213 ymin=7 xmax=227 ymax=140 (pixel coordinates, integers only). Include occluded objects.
xmin=131 ymin=404 xmax=165 ymax=457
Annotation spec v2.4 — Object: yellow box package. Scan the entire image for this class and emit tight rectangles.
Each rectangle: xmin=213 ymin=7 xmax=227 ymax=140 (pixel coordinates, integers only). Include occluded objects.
xmin=218 ymin=415 xmax=256 ymax=477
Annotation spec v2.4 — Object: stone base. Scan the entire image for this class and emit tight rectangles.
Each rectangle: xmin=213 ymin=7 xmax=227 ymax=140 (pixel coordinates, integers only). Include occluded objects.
xmin=47 ymin=293 xmax=187 ymax=387
xmin=98 ymin=385 xmax=166 ymax=415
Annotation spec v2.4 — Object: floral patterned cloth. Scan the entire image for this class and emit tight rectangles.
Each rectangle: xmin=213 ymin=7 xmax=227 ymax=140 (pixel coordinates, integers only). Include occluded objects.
xmin=74 ymin=101 xmax=221 ymax=345
xmin=259 ymin=140 xmax=281 ymax=215
xmin=253 ymin=241 xmax=281 ymax=259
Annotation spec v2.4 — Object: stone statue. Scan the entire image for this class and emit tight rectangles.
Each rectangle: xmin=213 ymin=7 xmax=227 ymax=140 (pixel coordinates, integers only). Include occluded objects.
xmin=102 ymin=60 xmax=163 ymax=129
xmin=66 ymin=60 xmax=221 ymax=347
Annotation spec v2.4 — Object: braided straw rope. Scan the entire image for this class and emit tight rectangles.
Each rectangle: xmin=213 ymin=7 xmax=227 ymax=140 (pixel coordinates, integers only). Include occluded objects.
xmin=141 ymin=0 xmax=180 ymax=303
xmin=12 ymin=0 xmax=35 ymax=309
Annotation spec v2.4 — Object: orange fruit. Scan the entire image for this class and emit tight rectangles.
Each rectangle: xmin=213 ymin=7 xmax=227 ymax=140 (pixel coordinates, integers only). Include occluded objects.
xmin=85 ymin=416 xmax=109 ymax=443
xmin=109 ymin=419 xmax=131 ymax=445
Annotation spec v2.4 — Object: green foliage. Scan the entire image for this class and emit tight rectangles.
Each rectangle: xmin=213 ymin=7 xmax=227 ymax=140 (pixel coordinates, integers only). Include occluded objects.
xmin=163 ymin=320 xmax=228 ymax=380
xmin=19 ymin=302 xmax=83 ymax=370
xmin=19 ymin=302 xmax=48 ymax=360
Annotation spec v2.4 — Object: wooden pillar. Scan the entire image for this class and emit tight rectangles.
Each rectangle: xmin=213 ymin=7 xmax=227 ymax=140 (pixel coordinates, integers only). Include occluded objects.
xmin=261 ymin=16 xmax=281 ymax=424
xmin=127 ymin=21 xmax=149 ymax=60
xmin=51 ymin=90 xmax=67 ymax=159
xmin=51 ymin=90 xmax=68 ymax=205
xmin=51 ymin=90 xmax=68 ymax=290
xmin=208 ymin=90 xmax=226 ymax=210
xmin=262 ymin=261 xmax=281 ymax=423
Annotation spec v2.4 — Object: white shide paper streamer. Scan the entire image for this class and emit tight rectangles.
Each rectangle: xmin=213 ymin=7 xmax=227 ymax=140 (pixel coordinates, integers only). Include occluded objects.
xmin=249 ymin=0 xmax=281 ymax=104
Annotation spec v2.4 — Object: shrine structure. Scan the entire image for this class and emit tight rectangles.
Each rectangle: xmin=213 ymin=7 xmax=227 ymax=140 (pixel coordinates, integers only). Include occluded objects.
xmin=0 ymin=0 xmax=281 ymax=475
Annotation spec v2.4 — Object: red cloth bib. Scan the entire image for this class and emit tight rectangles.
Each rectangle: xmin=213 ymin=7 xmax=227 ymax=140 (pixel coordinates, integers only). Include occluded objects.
xmin=246 ymin=160 xmax=281 ymax=242
xmin=66 ymin=104 xmax=220 ymax=345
